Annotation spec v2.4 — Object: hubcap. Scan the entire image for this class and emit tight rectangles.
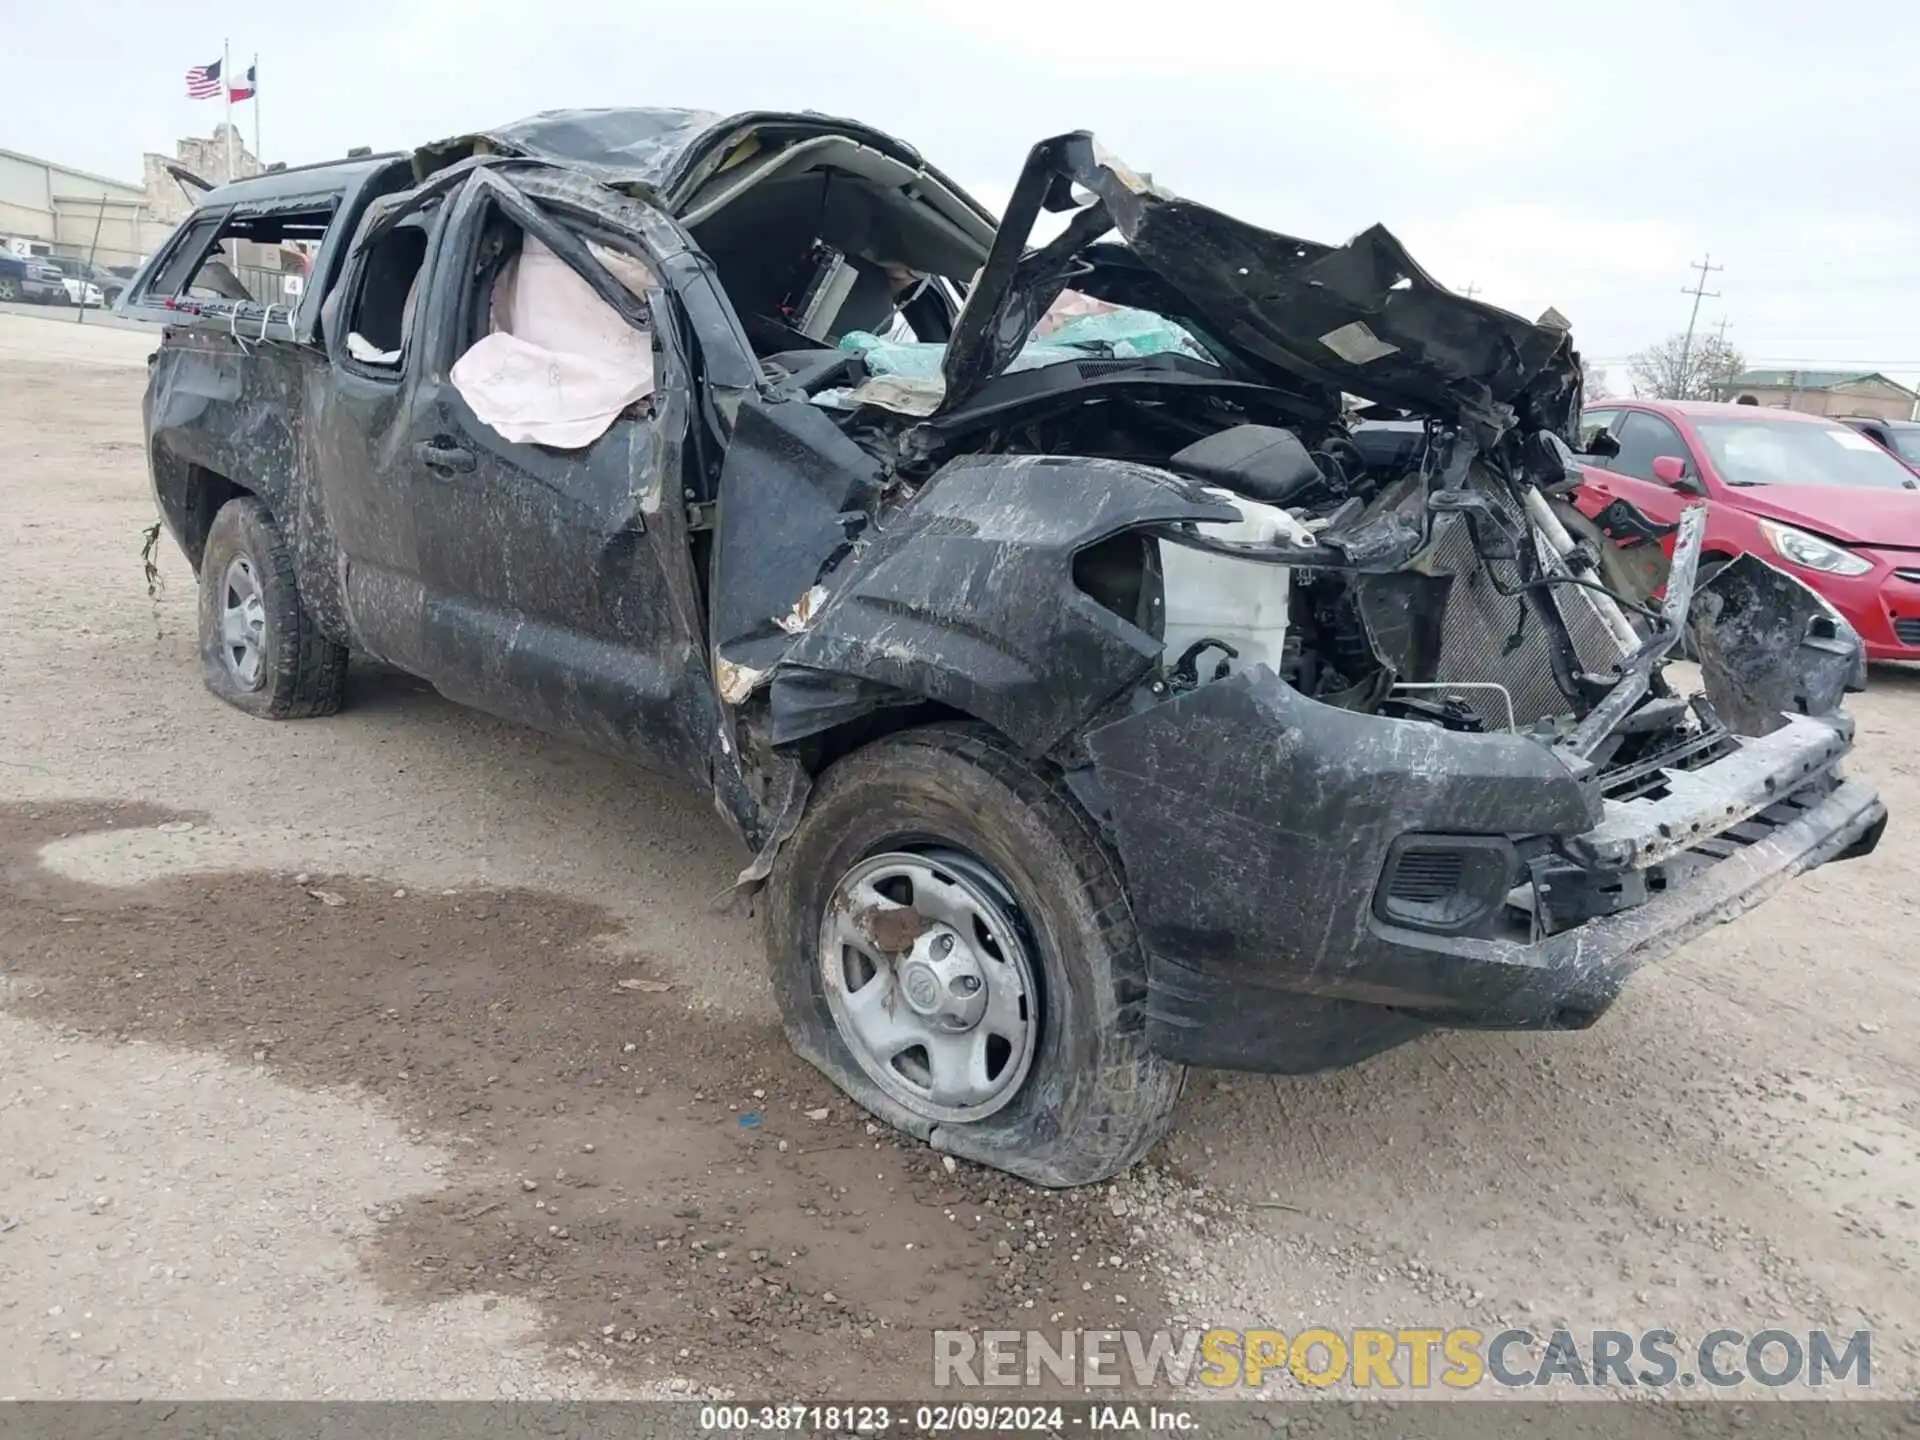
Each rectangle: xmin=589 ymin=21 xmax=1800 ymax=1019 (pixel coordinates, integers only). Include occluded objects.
xmin=819 ymin=849 xmax=1039 ymax=1124
xmin=219 ymin=554 xmax=267 ymax=690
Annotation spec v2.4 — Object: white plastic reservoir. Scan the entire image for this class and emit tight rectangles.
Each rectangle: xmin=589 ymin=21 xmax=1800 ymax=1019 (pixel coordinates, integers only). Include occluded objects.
xmin=1158 ymin=487 xmax=1311 ymax=679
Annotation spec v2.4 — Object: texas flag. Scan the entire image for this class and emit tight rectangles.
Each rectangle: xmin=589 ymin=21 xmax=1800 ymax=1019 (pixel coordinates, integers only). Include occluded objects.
xmin=229 ymin=63 xmax=257 ymax=102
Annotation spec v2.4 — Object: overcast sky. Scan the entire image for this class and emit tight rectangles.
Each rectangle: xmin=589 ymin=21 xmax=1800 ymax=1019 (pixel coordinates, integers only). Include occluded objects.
xmin=11 ymin=0 xmax=1917 ymax=391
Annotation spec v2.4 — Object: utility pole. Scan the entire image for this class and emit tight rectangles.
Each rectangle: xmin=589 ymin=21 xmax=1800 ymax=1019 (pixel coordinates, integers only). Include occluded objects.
xmin=1461 ymin=280 xmax=1481 ymax=300
xmin=1676 ymin=253 xmax=1723 ymax=398
xmin=1708 ymin=314 xmax=1733 ymax=397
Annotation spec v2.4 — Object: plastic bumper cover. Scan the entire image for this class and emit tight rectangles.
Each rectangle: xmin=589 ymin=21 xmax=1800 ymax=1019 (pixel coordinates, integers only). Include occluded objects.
xmin=1086 ymin=668 xmax=1885 ymax=1073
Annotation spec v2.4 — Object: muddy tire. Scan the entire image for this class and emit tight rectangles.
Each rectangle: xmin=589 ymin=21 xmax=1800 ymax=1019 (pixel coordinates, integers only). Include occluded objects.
xmin=765 ymin=722 xmax=1183 ymax=1187
xmin=197 ymin=496 xmax=347 ymax=719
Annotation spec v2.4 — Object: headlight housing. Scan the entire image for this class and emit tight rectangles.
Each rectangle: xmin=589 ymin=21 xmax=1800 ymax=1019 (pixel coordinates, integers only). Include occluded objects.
xmin=1758 ymin=519 xmax=1872 ymax=577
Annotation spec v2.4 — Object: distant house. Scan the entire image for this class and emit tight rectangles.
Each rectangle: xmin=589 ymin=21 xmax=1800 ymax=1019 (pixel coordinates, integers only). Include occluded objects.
xmin=1716 ymin=369 xmax=1918 ymax=422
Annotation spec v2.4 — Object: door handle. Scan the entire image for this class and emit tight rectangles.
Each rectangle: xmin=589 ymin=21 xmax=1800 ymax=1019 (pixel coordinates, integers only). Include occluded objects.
xmin=414 ymin=439 xmax=476 ymax=474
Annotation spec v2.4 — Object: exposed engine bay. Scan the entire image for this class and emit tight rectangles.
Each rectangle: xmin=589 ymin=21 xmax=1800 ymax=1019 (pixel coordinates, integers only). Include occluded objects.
xmin=436 ymin=113 xmax=1868 ymax=984
xmin=733 ymin=256 xmax=1719 ymax=812
xmin=774 ymin=339 xmax=1685 ymax=766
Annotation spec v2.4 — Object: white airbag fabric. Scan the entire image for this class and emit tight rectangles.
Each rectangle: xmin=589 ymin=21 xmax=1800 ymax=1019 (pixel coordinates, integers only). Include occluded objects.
xmin=451 ymin=236 xmax=656 ymax=450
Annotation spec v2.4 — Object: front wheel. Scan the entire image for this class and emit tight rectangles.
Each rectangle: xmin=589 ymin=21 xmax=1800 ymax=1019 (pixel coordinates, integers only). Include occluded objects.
xmin=0 ymin=276 xmax=19 ymax=303
xmin=765 ymin=723 xmax=1183 ymax=1187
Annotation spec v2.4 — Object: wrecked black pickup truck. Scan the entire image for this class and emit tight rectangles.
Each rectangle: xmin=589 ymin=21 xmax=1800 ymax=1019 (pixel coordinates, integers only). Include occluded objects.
xmin=124 ymin=109 xmax=1887 ymax=1185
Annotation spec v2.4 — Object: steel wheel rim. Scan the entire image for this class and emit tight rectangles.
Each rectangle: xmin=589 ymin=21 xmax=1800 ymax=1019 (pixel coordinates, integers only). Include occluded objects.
xmin=819 ymin=847 xmax=1039 ymax=1124
xmin=219 ymin=554 xmax=267 ymax=690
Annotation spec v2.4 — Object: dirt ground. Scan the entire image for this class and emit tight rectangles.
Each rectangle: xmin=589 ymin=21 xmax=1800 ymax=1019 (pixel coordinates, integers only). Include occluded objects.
xmin=2 ymin=310 xmax=1917 ymax=1401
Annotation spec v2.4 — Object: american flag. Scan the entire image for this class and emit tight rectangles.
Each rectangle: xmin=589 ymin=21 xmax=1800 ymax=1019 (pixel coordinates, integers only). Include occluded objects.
xmin=185 ymin=58 xmax=222 ymax=98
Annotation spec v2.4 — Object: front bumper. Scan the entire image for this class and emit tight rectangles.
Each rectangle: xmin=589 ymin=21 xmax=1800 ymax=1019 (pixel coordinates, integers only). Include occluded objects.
xmin=1086 ymin=667 xmax=1885 ymax=1074
xmin=1817 ymin=554 xmax=1920 ymax=660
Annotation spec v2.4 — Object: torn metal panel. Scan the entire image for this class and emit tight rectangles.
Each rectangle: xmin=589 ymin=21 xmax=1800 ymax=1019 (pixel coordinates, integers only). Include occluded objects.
xmin=710 ymin=396 xmax=885 ymax=676
xmin=937 ymin=136 xmax=1126 ymax=412
xmin=1555 ymin=502 xmax=1707 ymax=763
xmin=940 ymin=131 xmax=1580 ymax=446
xmin=1566 ymin=713 xmax=1855 ymax=871
xmin=1689 ymin=554 xmax=1867 ymax=737
xmin=769 ymin=455 xmax=1239 ymax=752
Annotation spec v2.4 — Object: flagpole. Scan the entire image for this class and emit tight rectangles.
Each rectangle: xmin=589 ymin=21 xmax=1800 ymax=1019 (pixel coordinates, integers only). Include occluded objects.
xmin=252 ymin=53 xmax=261 ymax=165
xmin=223 ymin=37 xmax=234 ymax=181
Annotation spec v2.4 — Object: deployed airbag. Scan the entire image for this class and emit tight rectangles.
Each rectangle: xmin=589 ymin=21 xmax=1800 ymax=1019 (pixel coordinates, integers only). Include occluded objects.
xmin=451 ymin=234 xmax=658 ymax=449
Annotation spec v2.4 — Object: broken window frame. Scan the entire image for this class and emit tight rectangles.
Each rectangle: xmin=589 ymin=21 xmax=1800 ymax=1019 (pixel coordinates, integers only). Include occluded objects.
xmin=122 ymin=195 xmax=343 ymax=344
xmin=390 ymin=165 xmax=695 ymax=512
xmin=466 ymin=162 xmax=764 ymax=497
xmin=331 ymin=196 xmax=441 ymax=381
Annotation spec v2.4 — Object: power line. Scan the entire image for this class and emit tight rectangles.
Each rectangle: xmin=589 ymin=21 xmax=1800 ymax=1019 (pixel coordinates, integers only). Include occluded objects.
xmin=1586 ymin=355 xmax=1920 ymax=368
xmin=1676 ymin=253 xmax=1724 ymax=396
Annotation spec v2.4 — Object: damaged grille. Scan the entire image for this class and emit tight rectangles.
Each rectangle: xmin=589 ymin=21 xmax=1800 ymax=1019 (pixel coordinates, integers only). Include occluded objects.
xmin=1387 ymin=849 xmax=1465 ymax=902
xmin=1424 ymin=493 xmax=1624 ymax=730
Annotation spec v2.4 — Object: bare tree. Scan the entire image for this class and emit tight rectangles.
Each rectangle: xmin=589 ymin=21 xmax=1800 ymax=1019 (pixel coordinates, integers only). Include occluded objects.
xmin=1584 ymin=365 xmax=1615 ymax=401
xmin=1627 ymin=332 xmax=1746 ymax=400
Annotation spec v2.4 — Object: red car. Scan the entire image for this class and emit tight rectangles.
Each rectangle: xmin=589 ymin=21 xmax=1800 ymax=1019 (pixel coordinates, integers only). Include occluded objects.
xmin=1575 ymin=399 xmax=1920 ymax=661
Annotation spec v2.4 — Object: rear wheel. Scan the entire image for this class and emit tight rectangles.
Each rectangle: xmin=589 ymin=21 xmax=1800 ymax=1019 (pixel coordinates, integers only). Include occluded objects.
xmin=765 ymin=723 xmax=1183 ymax=1187
xmin=197 ymin=496 xmax=348 ymax=718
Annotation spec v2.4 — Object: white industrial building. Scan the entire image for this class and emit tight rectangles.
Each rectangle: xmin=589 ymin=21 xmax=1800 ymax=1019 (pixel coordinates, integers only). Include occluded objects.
xmin=0 ymin=127 xmax=259 ymax=273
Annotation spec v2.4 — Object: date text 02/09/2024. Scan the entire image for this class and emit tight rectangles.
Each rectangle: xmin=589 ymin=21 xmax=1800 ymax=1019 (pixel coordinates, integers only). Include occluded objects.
xmin=696 ymin=1402 xmax=1198 ymax=1433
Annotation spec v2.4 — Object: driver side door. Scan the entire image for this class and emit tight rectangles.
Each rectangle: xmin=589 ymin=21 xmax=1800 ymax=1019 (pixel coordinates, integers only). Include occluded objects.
xmin=322 ymin=167 xmax=719 ymax=785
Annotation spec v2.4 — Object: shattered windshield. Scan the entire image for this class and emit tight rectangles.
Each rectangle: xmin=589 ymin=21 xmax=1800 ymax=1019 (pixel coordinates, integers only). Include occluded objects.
xmin=1694 ymin=418 xmax=1918 ymax=489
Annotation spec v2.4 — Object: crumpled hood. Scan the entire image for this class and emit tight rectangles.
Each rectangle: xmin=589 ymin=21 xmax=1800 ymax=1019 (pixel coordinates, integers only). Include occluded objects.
xmin=940 ymin=131 xmax=1583 ymax=445
xmin=1728 ymin=483 xmax=1920 ymax=549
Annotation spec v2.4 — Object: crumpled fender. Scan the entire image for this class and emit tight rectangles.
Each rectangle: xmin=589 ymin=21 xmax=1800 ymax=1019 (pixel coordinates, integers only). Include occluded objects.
xmin=1689 ymin=553 xmax=1867 ymax=736
xmin=768 ymin=454 xmax=1237 ymax=754
xmin=1085 ymin=668 xmax=1596 ymax=999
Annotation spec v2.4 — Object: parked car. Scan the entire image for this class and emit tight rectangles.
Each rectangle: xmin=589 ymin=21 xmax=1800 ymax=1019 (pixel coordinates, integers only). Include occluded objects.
xmin=1575 ymin=399 xmax=1920 ymax=661
xmin=1838 ymin=415 xmax=1920 ymax=476
xmin=119 ymin=113 xmax=1886 ymax=1185
xmin=63 ymin=259 xmax=134 ymax=306
xmin=0 ymin=250 xmax=70 ymax=304
xmin=41 ymin=259 xmax=105 ymax=308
